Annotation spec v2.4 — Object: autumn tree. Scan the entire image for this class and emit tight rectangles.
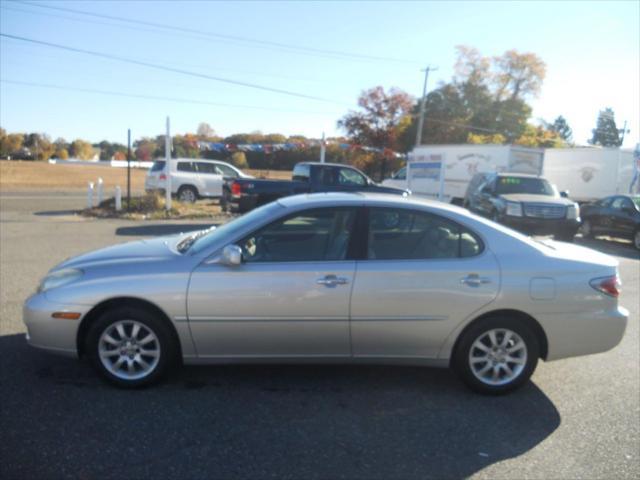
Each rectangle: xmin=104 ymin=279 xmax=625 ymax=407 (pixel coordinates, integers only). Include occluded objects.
xmin=514 ymin=124 xmax=564 ymax=148
xmin=134 ymin=138 xmax=159 ymax=161
xmin=0 ymin=130 xmax=24 ymax=157
xmin=338 ymin=86 xmax=413 ymax=178
xmin=230 ymin=151 xmax=249 ymax=169
xmin=70 ymin=139 xmax=95 ymax=160
xmin=196 ymin=122 xmax=217 ymax=140
xmin=589 ymin=108 xmax=623 ymax=147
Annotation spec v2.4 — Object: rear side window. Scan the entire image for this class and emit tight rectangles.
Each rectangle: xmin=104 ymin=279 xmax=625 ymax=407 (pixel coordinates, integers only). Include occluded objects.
xmin=177 ymin=162 xmax=195 ymax=172
xmin=292 ymin=164 xmax=310 ymax=182
xmin=215 ymin=164 xmax=239 ymax=177
xmin=367 ymin=208 xmax=483 ymax=260
xmin=150 ymin=161 xmax=165 ymax=172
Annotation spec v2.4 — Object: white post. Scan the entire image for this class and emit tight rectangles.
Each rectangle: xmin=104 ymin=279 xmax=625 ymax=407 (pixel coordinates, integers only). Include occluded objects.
xmin=87 ymin=182 xmax=94 ymax=208
xmin=96 ymin=177 xmax=103 ymax=205
xmin=115 ymin=186 xmax=122 ymax=211
xmin=165 ymin=116 xmax=172 ymax=211
xmin=320 ymin=132 xmax=326 ymax=163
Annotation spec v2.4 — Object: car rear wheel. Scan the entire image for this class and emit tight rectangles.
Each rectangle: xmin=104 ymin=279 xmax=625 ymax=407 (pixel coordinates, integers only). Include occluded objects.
xmin=453 ymin=316 xmax=539 ymax=395
xmin=86 ymin=307 xmax=175 ymax=388
xmin=177 ymin=185 xmax=198 ymax=203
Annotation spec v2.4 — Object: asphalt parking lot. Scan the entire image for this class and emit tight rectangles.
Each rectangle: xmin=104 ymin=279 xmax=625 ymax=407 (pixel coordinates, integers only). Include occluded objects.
xmin=1 ymin=191 xmax=638 ymax=480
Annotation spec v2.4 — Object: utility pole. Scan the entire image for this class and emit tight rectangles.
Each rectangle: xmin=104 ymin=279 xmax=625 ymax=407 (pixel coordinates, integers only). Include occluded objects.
xmin=415 ymin=65 xmax=438 ymax=148
xmin=320 ymin=132 xmax=326 ymax=163
xmin=620 ymin=120 xmax=629 ymax=146
xmin=126 ymin=129 xmax=131 ymax=211
xmin=165 ymin=116 xmax=172 ymax=211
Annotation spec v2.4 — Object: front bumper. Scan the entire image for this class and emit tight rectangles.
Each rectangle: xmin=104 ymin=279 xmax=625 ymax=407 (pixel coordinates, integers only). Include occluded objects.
xmin=23 ymin=293 xmax=92 ymax=358
xmin=500 ymin=215 xmax=580 ymax=236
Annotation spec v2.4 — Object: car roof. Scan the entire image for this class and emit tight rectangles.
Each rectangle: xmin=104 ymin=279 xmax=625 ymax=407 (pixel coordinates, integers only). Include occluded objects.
xmin=298 ymin=162 xmax=354 ymax=168
xmin=277 ymin=192 xmax=474 ymax=216
xmin=495 ymin=172 xmax=542 ymax=179
xmin=172 ymin=158 xmax=228 ymax=163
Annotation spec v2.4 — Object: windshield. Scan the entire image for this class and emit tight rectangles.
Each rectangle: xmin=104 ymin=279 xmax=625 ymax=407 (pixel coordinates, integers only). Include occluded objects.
xmin=495 ymin=176 xmax=556 ymax=196
xmin=150 ymin=161 xmax=166 ymax=172
xmin=632 ymin=196 xmax=640 ymax=208
xmin=188 ymin=202 xmax=284 ymax=254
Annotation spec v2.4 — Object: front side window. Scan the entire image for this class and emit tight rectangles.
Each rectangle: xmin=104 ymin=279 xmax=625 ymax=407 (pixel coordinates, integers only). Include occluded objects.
xmin=240 ymin=208 xmax=357 ymax=263
xmin=367 ymin=208 xmax=483 ymax=260
xmin=393 ymin=167 xmax=406 ymax=180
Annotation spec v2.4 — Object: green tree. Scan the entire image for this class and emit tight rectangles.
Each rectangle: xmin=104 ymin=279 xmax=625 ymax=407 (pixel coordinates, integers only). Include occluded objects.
xmin=589 ymin=108 xmax=623 ymax=147
xmin=548 ymin=115 xmax=573 ymax=143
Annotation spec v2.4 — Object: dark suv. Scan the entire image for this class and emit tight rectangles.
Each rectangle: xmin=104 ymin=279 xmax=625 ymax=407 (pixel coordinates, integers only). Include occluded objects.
xmin=463 ymin=172 xmax=580 ymax=241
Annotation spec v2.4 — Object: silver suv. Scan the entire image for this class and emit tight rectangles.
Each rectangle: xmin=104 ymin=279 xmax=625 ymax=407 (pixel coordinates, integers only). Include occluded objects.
xmin=145 ymin=158 xmax=252 ymax=203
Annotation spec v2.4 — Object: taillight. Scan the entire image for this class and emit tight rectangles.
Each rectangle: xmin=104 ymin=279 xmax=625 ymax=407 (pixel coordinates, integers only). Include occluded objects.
xmin=231 ymin=182 xmax=242 ymax=196
xmin=159 ymin=173 xmax=166 ymax=181
xmin=590 ymin=275 xmax=621 ymax=297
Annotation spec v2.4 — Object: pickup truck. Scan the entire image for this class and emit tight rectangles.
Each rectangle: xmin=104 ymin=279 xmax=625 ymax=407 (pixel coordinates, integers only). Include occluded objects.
xmin=222 ymin=162 xmax=410 ymax=213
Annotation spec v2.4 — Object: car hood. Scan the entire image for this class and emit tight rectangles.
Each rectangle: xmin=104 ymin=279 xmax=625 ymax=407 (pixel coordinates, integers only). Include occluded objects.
xmin=53 ymin=236 xmax=181 ymax=271
xmin=499 ymin=194 xmax=574 ymax=205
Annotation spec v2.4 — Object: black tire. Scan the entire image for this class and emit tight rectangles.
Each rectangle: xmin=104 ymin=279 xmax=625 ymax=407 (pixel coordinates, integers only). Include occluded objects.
xmin=177 ymin=185 xmax=198 ymax=203
xmin=85 ymin=306 xmax=176 ymax=388
xmin=581 ymin=219 xmax=593 ymax=239
xmin=633 ymin=228 xmax=640 ymax=251
xmin=453 ymin=315 xmax=539 ymax=395
xmin=555 ymin=231 xmax=575 ymax=242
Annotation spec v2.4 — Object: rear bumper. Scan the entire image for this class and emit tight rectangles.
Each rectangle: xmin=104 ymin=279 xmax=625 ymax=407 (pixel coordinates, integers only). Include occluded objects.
xmin=227 ymin=194 xmax=258 ymax=213
xmin=23 ymin=293 xmax=91 ymax=358
xmin=541 ymin=305 xmax=628 ymax=361
xmin=501 ymin=215 xmax=580 ymax=236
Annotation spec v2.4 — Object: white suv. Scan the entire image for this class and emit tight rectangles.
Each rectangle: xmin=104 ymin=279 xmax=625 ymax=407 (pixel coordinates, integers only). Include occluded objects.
xmin=145 ymin=158 xmax=252 ymax=203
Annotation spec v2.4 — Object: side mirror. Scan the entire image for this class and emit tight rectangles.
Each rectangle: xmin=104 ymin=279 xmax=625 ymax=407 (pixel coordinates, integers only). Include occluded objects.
xmin=220 ymin=244 xmax=242 ymax=266
xmin=560 ymin=191 xmax=569 ymax=198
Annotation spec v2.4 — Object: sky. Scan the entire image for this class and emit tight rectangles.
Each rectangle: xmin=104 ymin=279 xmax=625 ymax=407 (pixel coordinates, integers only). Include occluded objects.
xmin=0 ymin=0 xmax=638 ymax=148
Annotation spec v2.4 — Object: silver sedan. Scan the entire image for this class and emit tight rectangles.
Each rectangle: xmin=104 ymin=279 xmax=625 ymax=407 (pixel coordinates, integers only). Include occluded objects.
xmin=24 ymin=193 xmax=628 ymax=394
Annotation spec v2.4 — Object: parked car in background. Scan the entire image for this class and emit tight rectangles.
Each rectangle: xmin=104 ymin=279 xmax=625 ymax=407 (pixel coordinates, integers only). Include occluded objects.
xmin=24 ymin=193 xmax=627 ymax=394
xmin=223 ymin=162 xmax=409 ymax=212
xmin=463 ymin=172 xmax=580 ymax=241
xmin=145 ymin=158 xmax=252 ymax=203
xmin=580 ymin=195 xmax=640 ymax=250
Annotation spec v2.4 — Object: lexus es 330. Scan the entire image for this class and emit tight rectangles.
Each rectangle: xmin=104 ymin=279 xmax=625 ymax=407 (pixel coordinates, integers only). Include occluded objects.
xmin=24 ymin=193 xmax=628 ymax=394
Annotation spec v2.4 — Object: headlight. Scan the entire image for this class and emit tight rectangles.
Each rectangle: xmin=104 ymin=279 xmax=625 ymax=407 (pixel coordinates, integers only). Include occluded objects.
xmin=38 ymin=268 xmax=83 ymax=293
xmin=567 ymin=203 xmax=580 ymax=219
xmin=505 ymin=201 xmax=523 ymax=217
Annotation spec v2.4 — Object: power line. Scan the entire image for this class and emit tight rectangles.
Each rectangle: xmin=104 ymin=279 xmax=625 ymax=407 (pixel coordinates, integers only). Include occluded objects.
xmin=0 ymin=32 xmax=348 ymax=104
xmin=16 ymin=1 xmax=418 ymax=64
xmin=0 ymin=78 xmax=341 ymax=114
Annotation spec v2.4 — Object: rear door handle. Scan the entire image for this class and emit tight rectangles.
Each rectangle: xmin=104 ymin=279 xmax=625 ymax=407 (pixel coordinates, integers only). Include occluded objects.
xmin=461 ymin=274 xmax=491 ymax=287
xmin=317 ymin=274 xmax=349 ymax=288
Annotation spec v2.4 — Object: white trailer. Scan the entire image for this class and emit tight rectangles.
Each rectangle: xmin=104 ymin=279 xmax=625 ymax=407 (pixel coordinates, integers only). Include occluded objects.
xmin=543 ymin=147 xmax=639 ymax=203
xmin=383 ymin=144 xmax=544 ymax=204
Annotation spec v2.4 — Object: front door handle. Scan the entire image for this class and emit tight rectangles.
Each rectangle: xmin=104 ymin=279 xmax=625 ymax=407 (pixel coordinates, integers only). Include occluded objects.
xmin=460 ymin=274 xmax=491 ymax=287
xmin=317 ymin=274 xmax=349 ymax=288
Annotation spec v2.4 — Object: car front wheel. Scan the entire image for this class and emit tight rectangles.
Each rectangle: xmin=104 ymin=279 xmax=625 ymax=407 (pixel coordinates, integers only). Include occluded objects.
xmin=177 ymin=186 xmax=198 ymax=203
xmin=86 ymin=307 xmax=175 ymax=388
xmin=453 ymin=316 xmax=539 ymax=395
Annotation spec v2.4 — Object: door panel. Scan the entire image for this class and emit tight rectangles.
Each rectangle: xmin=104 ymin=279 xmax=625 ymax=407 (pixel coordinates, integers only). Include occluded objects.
xmin=350 ymin=255 xmax=499 ymax=358
xmin=187 ymin=262 xmax=354 ymax=357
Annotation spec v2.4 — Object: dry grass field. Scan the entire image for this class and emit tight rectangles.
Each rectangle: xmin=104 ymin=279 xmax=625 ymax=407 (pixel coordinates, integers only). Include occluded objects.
xmin=0 ymin=161 xmax=290 ymax=192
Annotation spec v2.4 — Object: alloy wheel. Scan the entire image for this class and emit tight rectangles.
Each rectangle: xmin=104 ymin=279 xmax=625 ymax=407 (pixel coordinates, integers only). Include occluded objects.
xmin=98 ymin=320 xmax=161 ymax=381
xmin=179 ymin=188 xmax=196 ymax=203
xmin=468 ymin=328 xmax=528 ymax=386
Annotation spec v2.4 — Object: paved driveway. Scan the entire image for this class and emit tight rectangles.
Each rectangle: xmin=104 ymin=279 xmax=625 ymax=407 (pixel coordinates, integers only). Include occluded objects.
xmin=1 ymin=191 xmax=638 ymax=479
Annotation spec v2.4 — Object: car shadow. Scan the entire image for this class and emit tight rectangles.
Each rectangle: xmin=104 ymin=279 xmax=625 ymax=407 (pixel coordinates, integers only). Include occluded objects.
xmin=1 ymin=333 xmax=561 ymax=480
xmin=115 ymin=223 xmax=218 ymax=237
xmin=33 ymin=209 xmax=79 ymax=216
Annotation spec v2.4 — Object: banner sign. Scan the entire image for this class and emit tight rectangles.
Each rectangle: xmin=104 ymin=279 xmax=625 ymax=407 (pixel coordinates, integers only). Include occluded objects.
xmin=197 ymin=140 xmax=406 ymax=158
xmin=409 ymin=161 xmax=442 ymax=180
